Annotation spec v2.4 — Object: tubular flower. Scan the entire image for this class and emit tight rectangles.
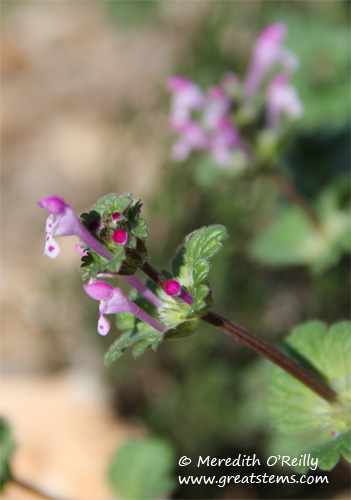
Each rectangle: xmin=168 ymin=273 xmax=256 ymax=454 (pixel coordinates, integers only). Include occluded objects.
xmin=210 ymin=118 xmax=247 ymax=168
xmin=164 ymin=280 xmax=194 ymax=306
xmin=243 ymin=22 xmax=299 ymax=98
xmin=171 ymin=120 xmax=210 ymax=161
xmin=167 ymin=76 xmax=205 ymax=128
xmin=37 ymin=195 xmax=113 ymax=260
xmin=266 ymin=73 xmax=303 ymax=129
xmin=84 ymin=281 xmax=165 ymax=336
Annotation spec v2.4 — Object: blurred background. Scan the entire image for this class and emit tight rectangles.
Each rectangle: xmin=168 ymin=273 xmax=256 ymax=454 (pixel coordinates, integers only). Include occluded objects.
xmin=1 ymin=1 xmax=350 ymax=499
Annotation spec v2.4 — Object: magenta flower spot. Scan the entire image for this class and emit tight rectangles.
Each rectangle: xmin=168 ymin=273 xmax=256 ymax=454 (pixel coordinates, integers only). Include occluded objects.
xmin=98 ymin=313 xmax=111 ymax=336
xmin=112 ymin=212 xmax=121 ymax=221
xmin=113 ymin=228 xmax=129 ymax=246
xmin=37 ymin=195 xmax=67 ymax=215
xmin=331 ymin=431 xmax=341 ymax=437
xmin=44 ymin=233 xmax=61 ymax=259
xmin=164 ymin=280 xmax=181 ymax=296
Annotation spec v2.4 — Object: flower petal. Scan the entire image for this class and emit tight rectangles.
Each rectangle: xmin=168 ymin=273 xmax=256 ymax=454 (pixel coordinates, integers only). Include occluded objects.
xmin=97 ymin=313 xmax=110 ymax=336
xmin=84 ymin=282 xmax=114 ymax=301
xmin=37 ymin=195 xmax=67 ymax=215
xmin=44 ymin=235 xmax=61 ymax=259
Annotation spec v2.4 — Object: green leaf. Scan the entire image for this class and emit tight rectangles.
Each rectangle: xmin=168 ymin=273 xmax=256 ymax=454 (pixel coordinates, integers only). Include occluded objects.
xmin=108 ymin=437 xmax=176 ymax=500
xmin=268 ymin=321 xmax=351 ymax=471
xmin=172 ymin=225 xmax=228 ymax=316
xmin=0 ymin=418 xmax=15 ymax=491
xmin=294 ymin=431 xmax=351 ymax=473
xmin=104 ymin=322 xmax=164 ymax=366
xmin=249 ymin=187 xmax=349 ymax=272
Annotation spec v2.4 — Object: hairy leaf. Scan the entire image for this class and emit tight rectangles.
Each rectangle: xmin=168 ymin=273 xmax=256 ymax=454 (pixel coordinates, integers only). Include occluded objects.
xmin=172 ymin=225 xmax=228 ymax=315
xmin=268 ymin=321 xmax=351 ymax=471
xmin=108 ymin=437 xmax=175 ymax=500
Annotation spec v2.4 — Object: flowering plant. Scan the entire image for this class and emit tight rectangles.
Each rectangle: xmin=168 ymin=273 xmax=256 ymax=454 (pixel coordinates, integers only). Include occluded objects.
xmin=36 ymin=192 xmax=350 ymax=474
xmin=167 ymin=22 xmax=302 ymax=170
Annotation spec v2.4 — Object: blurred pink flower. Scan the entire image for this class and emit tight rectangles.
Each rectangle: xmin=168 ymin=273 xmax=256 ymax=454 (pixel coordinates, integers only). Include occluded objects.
xmin=266 ymin=73 xmax=303 ymax=129
xmin=167 ymin=76 xmax=205 ymax=128
xmin=244 ymin=22 xmax=299 ymax=98
xmin=203 ymin=86 xmax=231 ymax=129
xmin=210 ymin=118 xmax=245 ymax=167
xmin=171 ymin=120 xmax=210 ymax=161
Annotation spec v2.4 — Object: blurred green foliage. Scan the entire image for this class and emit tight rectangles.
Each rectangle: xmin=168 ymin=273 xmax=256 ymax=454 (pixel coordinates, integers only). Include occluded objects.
xmin=108 ymin=437 xmax=175 ymax=499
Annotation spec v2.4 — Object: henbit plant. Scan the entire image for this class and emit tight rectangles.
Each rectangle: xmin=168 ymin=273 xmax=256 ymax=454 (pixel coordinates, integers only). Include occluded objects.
xmin=166 ymin=22 xmax=350 ymax=272
xmin=37 ymin=193 xmax=350 ymax=471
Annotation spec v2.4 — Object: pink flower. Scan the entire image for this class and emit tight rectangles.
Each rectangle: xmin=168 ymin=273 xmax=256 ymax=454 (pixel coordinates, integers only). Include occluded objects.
xmin=37 ymin=195 xmax=113 ymax=260
xmin=84 ymin=281 xmax=165 ymax=336
xmin=266 ymin=73 xmax=303 ymax=129
xmin=164 ymin=280 xmax=194 ymax=306
xmin=203 ymin=86 xmax=231 ymax=129
xmin=167 ymin=76 xmax=205 ymax=128
xmin=171 ymin=120 xmax=210 ymax=161
xmin=244 ymin=22 xmax=299 ymax=98
xmin=210 ymin=118 xmax=248 ymax=167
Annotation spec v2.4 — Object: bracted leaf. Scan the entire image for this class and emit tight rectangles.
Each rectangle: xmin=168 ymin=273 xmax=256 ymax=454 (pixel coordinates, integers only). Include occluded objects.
xmin=104 ymin=323 xmax=164 ymax=366
xmin=268 ymin=320 xmax=351 ymax=471
xmin=163 ymin=320 xmax=198 ymax=341
xmin=172 ymin=225 xmax=228 ymax=316
xmin=92 ymin=192 xmax=132 ymax=215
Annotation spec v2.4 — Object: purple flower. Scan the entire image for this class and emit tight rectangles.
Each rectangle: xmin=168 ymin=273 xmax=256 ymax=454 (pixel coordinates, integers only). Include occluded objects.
xmin=37 ymin=195 xmax=113 ymax=261
xmin=171 ymin=120 xmax=210 ymax=161
xmin=244 ymin=22 xmax=299 ymax=98
xmin=203 ymin=86 xmax=231 ymax=129
xmin=167 ymin=76 xmax=205 ymax=128
xmin=266 ymin=73 xmax=303 ymax=129
xmin=210 ymin=118 xmax=248 ymax=167
xmin=84 ymin=281 xmax=165 ymax=336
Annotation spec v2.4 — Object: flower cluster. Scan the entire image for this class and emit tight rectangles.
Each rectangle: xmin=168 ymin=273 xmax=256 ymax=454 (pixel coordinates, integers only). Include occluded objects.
xmin=38 ymin=195 xmax=192 ymax=337
xmin=167 ymin=22 xmax=303 ymax=168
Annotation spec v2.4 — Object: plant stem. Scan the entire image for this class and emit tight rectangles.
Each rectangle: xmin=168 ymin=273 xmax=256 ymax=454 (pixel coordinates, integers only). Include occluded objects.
xmin=140 ymin=262 xmax=337 ymax=404
xmin=270 ymin=172 xmax=323 ymax=231
xmin=11 ymin=476 xmax=59 ymax=500
xmin=202 ymin=310 xmax=336 ymax=403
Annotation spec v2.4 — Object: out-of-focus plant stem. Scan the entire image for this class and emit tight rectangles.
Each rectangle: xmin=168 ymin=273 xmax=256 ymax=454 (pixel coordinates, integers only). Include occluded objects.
xmin=270 ymin=171 xmax=323 ymax=231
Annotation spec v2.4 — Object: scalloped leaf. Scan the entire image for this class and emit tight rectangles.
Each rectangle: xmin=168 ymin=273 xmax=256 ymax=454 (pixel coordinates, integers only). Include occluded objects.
xmin=172 ymin=225 xmax=228 ymax=316
xmin=104 ymin=323 xmax=164 ymax=366
xmin=268 ymin=321 xmax=351 ymax=471
xmin=294 ymin=431 xmax=351 ymax=473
